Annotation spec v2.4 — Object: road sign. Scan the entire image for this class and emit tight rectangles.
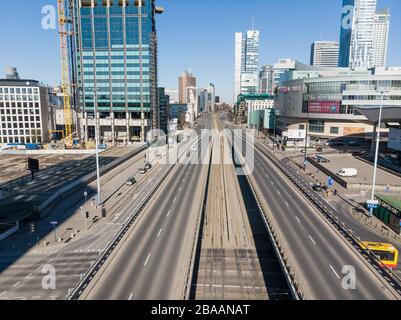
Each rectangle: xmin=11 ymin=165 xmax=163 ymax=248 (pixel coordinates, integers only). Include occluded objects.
xmin=327 ymin=177 xmax=334 ymax=188
xmin=50 ymin=221 xmax=58 ymax=226
xmin=366 ymin=200 xmax=379 ymax=210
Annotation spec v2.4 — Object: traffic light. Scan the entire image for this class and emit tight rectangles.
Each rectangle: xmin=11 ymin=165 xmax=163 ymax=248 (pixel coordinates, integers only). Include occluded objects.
xmin=30 ymin=222 xmax=35 ymax=234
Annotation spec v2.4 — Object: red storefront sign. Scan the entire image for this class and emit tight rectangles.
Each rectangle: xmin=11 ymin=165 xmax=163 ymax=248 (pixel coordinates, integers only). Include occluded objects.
xmin=308 ymin=101 xmax=340 ymax=114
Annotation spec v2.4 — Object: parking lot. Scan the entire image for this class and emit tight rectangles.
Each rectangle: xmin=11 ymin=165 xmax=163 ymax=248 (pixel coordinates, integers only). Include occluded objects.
xmin=307 ymin=152 xmax=401 ymax=194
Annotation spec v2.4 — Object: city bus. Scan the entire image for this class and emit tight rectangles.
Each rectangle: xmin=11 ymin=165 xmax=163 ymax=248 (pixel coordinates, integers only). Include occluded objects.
xmin=360 ymin=242 xmax=399 ymax=269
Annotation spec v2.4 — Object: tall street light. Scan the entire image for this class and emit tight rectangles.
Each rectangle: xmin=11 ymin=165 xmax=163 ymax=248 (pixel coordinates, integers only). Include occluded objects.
xmin=369 ymin=90 xmax=389 ymax=217
xmin=90 ymin=87 xmax=102 ymax=206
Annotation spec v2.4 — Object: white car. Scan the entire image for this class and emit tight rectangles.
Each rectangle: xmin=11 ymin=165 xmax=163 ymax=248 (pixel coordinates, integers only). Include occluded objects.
xmin=337 ymin=168 xmax=358 ymax=177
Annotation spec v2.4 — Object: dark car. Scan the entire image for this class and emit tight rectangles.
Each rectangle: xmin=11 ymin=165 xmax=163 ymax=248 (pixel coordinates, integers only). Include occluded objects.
xmin=139 ymin=168 xmax=147 ymax=174
xmin=310 ymin=183 xmax=323 ymax=192
xmin=126 ymin=177 xmax=137 ymax=186
xmin=316 ymin=147 xmax=323 ymax=153
xmin=348 ymin=140 xmax=363 ymax=147
xmin=352 ymin=151 xmax=365 ymax=157
xmin=144 ymin=163 xmax=152 ymax=170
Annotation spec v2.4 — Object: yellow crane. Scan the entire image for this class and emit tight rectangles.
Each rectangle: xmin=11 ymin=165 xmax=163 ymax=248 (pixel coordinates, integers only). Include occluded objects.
xmin=57 ymin=0 xmax=73 ymax=145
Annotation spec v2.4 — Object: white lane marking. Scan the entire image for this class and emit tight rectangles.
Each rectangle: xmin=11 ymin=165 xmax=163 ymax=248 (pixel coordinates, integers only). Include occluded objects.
xmin=25 ymin=273 xmax=32 ymax=279
xmin=285 ymin=201 xmax=289 ymax=207
xmin=0 ymin=291 xmax=7 ymax=297
xmin=173 ymin=197 xmax=177 ymax=203
xmin=32 ymin=296 xmax=42 ymax=299
xmin=330 ymin=265 xmax=341 ymax=280
xmin=144 ymin=254 xmax=151 ymax=266
xmin=277 ymin=190 xmax=281 ymax=195
xmin=179 ymin=187 xmax=182 ymax=192
xmin=167 ymin=210 xmax=171 ymax=217
xmin=13 ymin=281 xmax=21 ymax=287
xmin=128 ymin=292 xmax=133 ymax=300
xmin=309 ymin=235 xmax=317 ymax=246
xmin=157 ymin=228 xmax=162 ymax=238
xmin=295 ymin=216 xmax=301 ymax=224
xmin=270 ymin=181 xmax=274 ymax=185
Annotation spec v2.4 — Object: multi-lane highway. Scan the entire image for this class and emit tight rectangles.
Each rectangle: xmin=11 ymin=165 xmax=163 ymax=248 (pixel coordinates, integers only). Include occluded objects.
xmin=80 ymin=117 xmax=213 ymax=300
xmin=222 ymin=116 xmax=399 ymax=300
xmin=0 ymin=118 xmax=209 ymax=300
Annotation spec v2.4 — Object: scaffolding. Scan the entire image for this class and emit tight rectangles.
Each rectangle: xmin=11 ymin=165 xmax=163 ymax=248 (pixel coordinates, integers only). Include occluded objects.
xmin=57 ymin=0 xmax=73 ymax=144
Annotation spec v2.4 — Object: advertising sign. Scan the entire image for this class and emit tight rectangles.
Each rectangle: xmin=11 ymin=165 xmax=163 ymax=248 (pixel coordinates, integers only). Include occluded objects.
xmin=286 ymin=129 xmax=306 ymax=140
xmin=308 ymin=101 xmax=340 ymax=114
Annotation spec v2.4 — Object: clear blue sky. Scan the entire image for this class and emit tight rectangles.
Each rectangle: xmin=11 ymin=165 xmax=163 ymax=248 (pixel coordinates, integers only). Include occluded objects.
xmin=1 ymin=0 xmax=400 ymax=103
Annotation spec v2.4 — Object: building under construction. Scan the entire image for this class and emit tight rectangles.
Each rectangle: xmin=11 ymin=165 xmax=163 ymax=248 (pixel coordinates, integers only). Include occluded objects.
xmin=60 ymin=0 xmax=164 ymax=143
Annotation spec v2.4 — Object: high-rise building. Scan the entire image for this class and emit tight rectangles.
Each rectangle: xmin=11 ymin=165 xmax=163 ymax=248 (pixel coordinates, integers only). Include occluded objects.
xmin=372 ymin=9 xmax=390 ymax=67
xmin=165 ymin=88 xmax=179 ymax=104
xmin=207 ymin=84 xmax=216 ymax=113
xmin=338 ymin=0 xmax=389 ymax=69
xmin=198 ymin=89 xmax=208 ymax=113
xmin=234 ymin=30 xmax=260 ymax=101
xmin=158 ymin=88 xmax=169 ymax=135
xmin=179 ymin=71 xmax=196 ymax=103
xmin=186 ymin=86 xmax=198 ymax=120
xmin=310 ymin=41 xmax=340 ymax=67
xmin=70 ymin=0 xmax=163 ymax=143
xmin=259 ymin=65 xmax=274 ymax=95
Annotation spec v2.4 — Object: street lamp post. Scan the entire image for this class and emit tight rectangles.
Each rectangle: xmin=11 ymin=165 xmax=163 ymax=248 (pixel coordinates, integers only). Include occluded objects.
xmin=94 ymin=94 xmax=102 ymax=206
xmin=369 ymin=90 xmax=387 ymax=217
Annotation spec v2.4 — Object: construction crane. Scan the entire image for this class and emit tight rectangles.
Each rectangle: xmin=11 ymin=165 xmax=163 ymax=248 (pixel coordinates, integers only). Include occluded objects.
xmin=57 ymin=0 xmax=73 ymax=146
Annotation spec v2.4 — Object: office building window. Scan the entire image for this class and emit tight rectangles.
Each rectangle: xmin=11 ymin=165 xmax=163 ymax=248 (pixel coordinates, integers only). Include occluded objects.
xmin=330 ymin=127 xmax=339 ymax=134
xmin=309 ymin=120 xmax=325 ymax=133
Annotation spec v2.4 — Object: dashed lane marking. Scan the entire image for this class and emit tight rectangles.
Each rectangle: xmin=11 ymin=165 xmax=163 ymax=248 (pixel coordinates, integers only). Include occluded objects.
xmin=330 ymin=265 xmax=341 ymax=280
xmin=144 ymin=254 xmax=151 ymax=267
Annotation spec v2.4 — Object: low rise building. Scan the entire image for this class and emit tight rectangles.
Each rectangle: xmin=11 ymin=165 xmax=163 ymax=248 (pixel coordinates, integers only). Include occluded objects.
xmin=0 ymin=68 xmax=53 ymax=144
xmin=276 ymin=66 xmax=401 ymax=141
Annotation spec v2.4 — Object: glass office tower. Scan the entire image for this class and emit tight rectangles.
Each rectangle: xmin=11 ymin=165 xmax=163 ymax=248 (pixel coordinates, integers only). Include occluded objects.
xmin=234 ymin=30 xmax=260 ymax=100
xmin=338 ymin=0 xmax=378 ymax=69
xmin=71 ymin=0 xmax=161 ymax=143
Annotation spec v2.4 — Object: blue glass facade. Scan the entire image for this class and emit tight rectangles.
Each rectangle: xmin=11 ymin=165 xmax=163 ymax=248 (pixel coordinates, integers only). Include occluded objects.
xmin=338 ymin=0 xmax=355 ymax=67
xmin=71 ymin=0 xmax=159 ymax=141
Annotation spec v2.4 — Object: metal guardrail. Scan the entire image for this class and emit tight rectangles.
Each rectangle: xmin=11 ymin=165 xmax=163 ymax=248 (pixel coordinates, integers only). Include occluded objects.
xmin=66 ymin=137 xmax=201 ymax=300
xmin=256 ymin=141 xmax=401 ymax=297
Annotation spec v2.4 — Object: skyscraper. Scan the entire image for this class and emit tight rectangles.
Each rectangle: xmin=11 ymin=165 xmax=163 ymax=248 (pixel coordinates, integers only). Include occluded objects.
xmin=234 ymin=29 xmax=260 ymax=101
xmin=179 ymin=71 xmax=196 ymax=103
xmin=372 ymin=9 xmax=390 ymax=67
xmin=71 ymin=0 xmax=163 ymax=143
xmin=158 ymin=87 xmax=169 ymax=135
xmin=208 ymin=84 xmax=216 ymax=113
xmin=259 ymin=65 xmax=274 ymax=95
xmin=338 ymin=0 xmax=388 ymax=69
xmin=310 ymin=41 xmax=340 ymax=67
xmin=198 ymin=88 xmax=208 ymax=113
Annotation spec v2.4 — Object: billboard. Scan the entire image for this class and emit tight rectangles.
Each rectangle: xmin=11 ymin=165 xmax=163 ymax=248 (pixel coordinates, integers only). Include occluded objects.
xmin=285 ymin=129 xmax=306 ymax=140
xmin=308 ymin=101 xmax=340 ymax=114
